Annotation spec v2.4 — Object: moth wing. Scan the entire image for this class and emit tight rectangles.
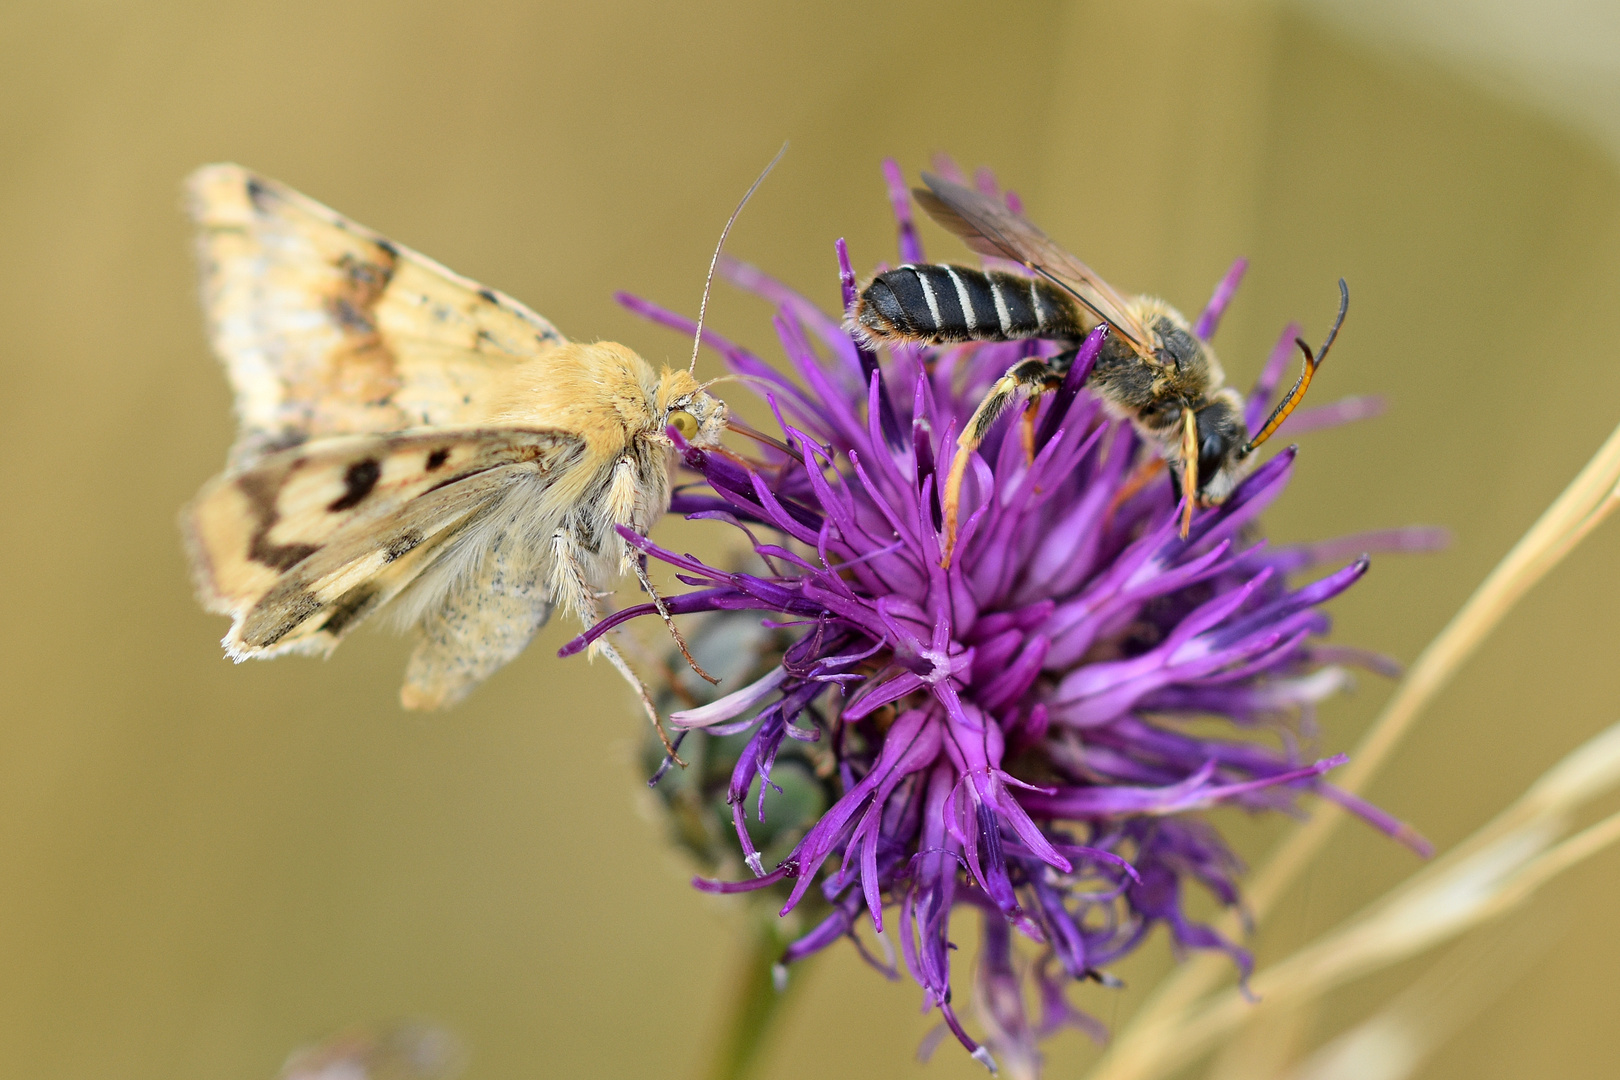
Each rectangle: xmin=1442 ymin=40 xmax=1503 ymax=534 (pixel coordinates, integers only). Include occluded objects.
xmin=399 ymin=534 xmax=557 ymax=711
xmin=913 ymin=172 xmax=1155 ymax=359
xmin=188 ymin=163 xmax=570 ymax=464
xmin=183 ymin=427 xmax=585 ymax=660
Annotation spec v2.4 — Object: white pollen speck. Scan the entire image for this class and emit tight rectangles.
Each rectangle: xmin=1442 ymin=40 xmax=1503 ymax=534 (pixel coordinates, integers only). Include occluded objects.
xmin=772 ymin=964 xmax=789 ymax=992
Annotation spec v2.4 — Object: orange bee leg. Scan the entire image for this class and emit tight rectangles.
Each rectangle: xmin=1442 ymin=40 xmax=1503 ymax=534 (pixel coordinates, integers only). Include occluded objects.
xmin=1021 ymin=399 xmax=1039 ymax=465
xmin=1108 ymin=455 xmax=1168 ymax=520
xmin=941 ymin=357 xmax=1060 ymax=566
xmin=1178 ymin=405 xmax=1200 ymax=539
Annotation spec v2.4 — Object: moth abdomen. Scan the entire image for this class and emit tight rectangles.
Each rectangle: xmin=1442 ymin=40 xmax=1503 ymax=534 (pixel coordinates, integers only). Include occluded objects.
xmin=850 ymin=264 xmax=1084 ymax=347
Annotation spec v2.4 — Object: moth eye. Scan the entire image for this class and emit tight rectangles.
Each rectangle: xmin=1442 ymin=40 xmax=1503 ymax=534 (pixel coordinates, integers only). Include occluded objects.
xmin=668 ymin=409 xmax=699 ymax=438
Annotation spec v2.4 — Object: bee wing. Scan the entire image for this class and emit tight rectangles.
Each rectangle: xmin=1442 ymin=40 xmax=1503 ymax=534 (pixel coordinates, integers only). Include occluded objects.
xmin=913 ymin=173 xmax=1154 ymax=359
xmin=188 ymin=164 xmax=570 ymax=465
xmin=183 ymin=427 xmax=584 ymax=660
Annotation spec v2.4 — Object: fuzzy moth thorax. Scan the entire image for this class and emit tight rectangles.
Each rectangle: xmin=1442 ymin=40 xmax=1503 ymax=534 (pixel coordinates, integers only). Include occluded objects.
xmin=482 ymin=341 xmax=662 ymax=433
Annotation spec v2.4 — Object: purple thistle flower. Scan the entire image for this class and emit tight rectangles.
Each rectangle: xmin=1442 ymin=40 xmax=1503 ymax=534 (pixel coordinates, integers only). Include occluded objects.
xmin=567 ymin=160 xmax=1438 ymax=1072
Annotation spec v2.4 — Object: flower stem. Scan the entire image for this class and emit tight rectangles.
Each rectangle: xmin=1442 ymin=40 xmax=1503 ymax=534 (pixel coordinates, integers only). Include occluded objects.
xmin=700 ymin=914 xmax=808 ymax=1080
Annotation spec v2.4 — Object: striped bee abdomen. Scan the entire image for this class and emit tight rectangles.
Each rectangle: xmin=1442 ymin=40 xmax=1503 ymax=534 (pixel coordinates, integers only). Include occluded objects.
xmin=850 ymin=264 xmax=1084 ymax=346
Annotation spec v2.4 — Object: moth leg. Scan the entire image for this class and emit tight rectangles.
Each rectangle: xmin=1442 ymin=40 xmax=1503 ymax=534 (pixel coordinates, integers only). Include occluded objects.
xmin=631 ymin=551 xmax=717 ymax=685
xmin=941 ymin=357 xmax=1061 ymax=566
xmin=550 ymin=523 xmax=686 ymax=765
xmin=603 ymin=453 xmax=716 ymax=685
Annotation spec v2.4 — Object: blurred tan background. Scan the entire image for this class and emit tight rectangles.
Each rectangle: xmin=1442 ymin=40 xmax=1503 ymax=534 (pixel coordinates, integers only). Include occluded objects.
xmin=3 ymin=1 xmax=1620 ymax=1077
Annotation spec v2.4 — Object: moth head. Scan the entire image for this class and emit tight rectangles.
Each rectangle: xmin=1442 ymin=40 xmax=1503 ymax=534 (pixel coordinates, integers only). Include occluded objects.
xmin=656 ymin=367 xmax=728 ymax=448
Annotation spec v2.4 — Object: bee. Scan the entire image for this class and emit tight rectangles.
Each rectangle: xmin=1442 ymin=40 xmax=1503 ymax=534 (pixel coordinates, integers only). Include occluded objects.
xmin=182 ymin=160 xmax=777 ymax=756
xmin=849 ymin=172 xmax=1347 ymax=559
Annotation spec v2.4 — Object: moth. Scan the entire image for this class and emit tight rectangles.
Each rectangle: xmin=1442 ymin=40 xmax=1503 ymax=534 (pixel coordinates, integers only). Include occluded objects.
xmin=181 ymin=163 xmax=738 ymax=745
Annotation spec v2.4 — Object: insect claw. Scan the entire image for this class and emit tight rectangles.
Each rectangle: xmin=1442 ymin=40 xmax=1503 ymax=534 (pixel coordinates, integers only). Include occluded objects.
xmin=648 ymin=730 xmax=690 ymax=787
xmin=680 ymin=641 xmax=720 ymax=684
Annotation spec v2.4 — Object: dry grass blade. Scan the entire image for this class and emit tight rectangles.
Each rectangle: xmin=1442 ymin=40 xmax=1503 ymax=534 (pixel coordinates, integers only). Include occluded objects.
xmin=1088 ymin=417 xmax=1620 ymax=1080
xmin=1280 ymin=918 xmax=1550 ymax=1080
xmin=1103 ymin=718 xmax=1620 ymax=1080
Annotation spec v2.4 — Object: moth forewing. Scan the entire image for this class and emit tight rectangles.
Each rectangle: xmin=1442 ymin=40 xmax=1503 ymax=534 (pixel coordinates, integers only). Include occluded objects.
xmin=186 ymin=163 xmax=568 ymax=464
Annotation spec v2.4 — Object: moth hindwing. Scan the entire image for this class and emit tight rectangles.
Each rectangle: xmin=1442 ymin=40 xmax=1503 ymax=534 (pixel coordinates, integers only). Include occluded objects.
xmin=184 ymin=427 xmax=582 ymax=660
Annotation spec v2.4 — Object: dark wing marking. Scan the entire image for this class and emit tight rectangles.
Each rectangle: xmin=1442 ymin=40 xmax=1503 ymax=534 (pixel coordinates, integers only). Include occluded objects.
xmin=188 ymin=164 xmax=570 ymax=465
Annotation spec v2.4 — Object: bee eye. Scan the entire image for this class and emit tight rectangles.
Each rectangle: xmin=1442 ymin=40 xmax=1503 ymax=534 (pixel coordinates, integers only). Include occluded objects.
xmin=668 ymin=408 xmax=699 ymax=438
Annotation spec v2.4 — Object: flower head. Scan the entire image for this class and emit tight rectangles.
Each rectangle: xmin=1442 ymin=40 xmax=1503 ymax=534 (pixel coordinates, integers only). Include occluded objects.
xmin=567 ymin=160 xmax=1436 ymax=1073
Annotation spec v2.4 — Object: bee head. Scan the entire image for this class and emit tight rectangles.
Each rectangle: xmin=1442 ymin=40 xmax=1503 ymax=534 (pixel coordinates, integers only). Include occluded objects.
xmin=656 ymin=367 xmax=728 ymax=448
xmin=1191 ymin=390 xmax=1252 ymax=503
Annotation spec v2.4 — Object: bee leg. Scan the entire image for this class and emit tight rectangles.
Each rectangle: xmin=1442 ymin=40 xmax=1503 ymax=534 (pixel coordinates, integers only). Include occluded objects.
xmin=1025 ymin=373 xmax=1072 ymax=477
xmin=1107 ymin=455 xmax=1168 ymax=521
xmin=941 ymin=357 xmax=1062 ymax=566
xmin=1020 ymin=400 xmax=1039 ymax=465
xmin=1178 ymin=405 xmax=1200 ymax=539
xmin=551 ymin=525 xmax=686 ymax=765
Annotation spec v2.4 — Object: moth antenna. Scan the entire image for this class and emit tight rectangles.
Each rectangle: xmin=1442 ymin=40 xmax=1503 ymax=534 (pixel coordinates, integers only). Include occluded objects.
xmin=689 ymin=142 xmax=788 ymax=374
xmin=698 ymin=371 xmax=779 ymax=393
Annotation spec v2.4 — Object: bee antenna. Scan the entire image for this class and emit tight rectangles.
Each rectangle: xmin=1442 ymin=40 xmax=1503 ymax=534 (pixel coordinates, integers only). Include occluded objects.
xmin=1241 ymin=278 xmax=1349 ymax=456
xmin=689 ymin=142 xmax=788 ymax=374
